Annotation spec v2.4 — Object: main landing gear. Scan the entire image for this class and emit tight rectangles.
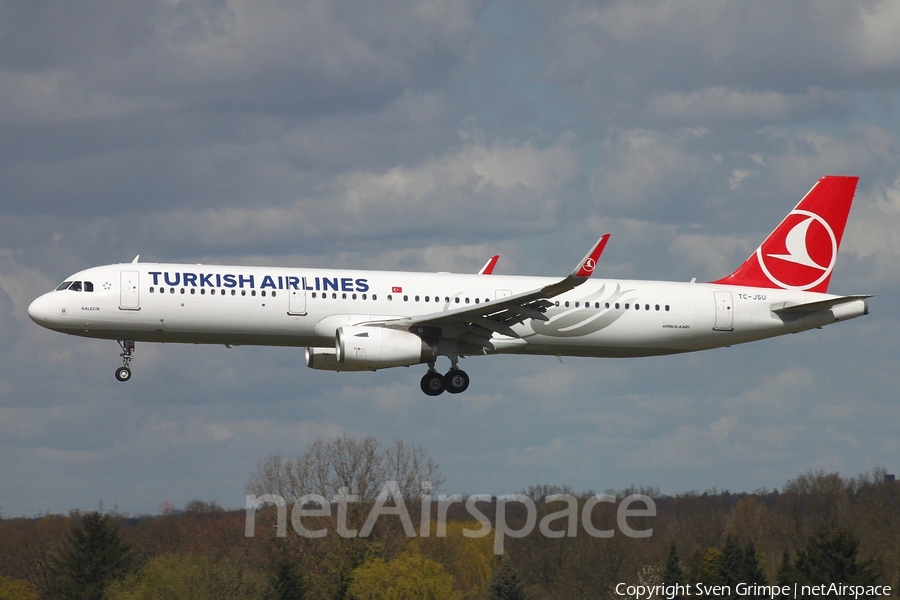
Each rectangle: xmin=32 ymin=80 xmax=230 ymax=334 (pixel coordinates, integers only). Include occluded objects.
xmin=419 ymin=360 xmax=470 ymax=396
xmin=115 ymin=340 xmax=135 ymax=382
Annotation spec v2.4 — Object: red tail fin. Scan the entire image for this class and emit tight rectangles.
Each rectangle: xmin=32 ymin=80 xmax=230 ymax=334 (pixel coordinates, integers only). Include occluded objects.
xmin=712 ymin=176 xmax=858 ymax=293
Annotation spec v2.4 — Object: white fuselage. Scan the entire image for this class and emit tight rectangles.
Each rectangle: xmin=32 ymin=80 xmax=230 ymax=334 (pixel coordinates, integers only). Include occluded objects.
xmin=27 ymin=262 xmax=867 ymax=359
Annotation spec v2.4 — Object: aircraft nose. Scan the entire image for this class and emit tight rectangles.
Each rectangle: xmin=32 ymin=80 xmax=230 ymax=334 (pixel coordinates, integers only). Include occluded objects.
xmin=28 ymin=294 xmax=49 ymax=324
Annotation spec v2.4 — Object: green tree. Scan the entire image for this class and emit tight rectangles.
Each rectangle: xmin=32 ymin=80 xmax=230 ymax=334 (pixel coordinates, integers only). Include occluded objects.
xmin=105 ymin=553 xmax=265 ymax=599
xmin=409 ymin=521 xmax=495 ymax=600
xmin=711 ymin=535 xmax=744 ymax=600
xmin=48 ymin=512 xmax=135 ymax=600
xmin=0 ymin=574 xmax=39 ymax=600
xmin=663 ymin=543 xmax=684 ymax=599
xmin=776 ymin=551 xmax=795 ymax=588
xmin=268 ymin=554 xmax=306 ymax=600
xmin=688 ymin=548 xmax=720 ymax=585
xmin=739 ymin=541 xmax=768 ymax=598
xmin=791 ymin=528 xmax=880 ymax=587
xmin=348 ymin=550 xmax=461 ymax=600
xmin=486 ymin=560 xmax=527 ymax=600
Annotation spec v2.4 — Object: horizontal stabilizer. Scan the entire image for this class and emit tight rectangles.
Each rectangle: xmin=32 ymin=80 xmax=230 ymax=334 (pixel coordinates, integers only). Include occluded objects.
xmin=771 ymin=295 xmax=872 ymax=314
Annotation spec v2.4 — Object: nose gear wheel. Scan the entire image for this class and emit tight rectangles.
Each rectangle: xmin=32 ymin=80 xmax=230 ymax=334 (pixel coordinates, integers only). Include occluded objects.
xmin=116 ymin=340 xmax=135 ymax=382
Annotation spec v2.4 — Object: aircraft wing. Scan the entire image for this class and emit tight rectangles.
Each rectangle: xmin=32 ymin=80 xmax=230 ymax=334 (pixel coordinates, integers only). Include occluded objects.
xmin=366 ymin=235 xmax=610 ymax=349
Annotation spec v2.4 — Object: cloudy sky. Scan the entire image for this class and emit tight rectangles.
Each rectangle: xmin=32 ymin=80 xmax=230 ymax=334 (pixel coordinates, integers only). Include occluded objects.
xmin=2 ymin=0 xmax=900 ymax=517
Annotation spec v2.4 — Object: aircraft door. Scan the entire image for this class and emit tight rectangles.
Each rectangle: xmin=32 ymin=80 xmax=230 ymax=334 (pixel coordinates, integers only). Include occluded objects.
xmin=289 ymin=289 xmax=307 ymax=316
xmin=119 ymin=270 xmax=140 ymax=310
xmin=713 ymin=291 xmax=733 ymax=331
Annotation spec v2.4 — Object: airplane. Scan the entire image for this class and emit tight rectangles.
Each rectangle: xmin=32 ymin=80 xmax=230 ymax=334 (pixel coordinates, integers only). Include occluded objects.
xmin=28 ymin=175 xmax=869 ymax=396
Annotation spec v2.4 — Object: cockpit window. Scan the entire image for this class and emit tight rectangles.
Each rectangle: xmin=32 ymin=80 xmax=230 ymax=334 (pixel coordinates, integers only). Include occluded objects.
xmin=56 ymin=281 xmax=90 ymax=291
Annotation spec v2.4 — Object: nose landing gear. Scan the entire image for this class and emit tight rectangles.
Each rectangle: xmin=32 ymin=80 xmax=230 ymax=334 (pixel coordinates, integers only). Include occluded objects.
xmin=115 ymin=340 xmax=135 ymax=382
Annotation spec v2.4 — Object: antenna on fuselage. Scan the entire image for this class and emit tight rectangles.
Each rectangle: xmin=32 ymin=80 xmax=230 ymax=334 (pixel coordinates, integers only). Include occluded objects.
xmin=132 ymin=255 xmax=140 ymax=263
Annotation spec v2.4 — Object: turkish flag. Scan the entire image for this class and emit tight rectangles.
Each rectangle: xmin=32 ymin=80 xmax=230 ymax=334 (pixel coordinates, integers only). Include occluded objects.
xmin=392 ymin=286 xmax=402 ymax=293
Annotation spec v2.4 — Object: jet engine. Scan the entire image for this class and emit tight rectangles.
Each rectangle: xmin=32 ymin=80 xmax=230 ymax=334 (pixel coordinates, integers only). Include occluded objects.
xmin=306 ymin=326 xmax=435 ymax=371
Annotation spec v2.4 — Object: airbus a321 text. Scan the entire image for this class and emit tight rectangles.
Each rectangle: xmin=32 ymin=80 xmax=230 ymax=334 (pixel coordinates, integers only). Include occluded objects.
xmin=29 ymin=176 xmax=869 ymax=396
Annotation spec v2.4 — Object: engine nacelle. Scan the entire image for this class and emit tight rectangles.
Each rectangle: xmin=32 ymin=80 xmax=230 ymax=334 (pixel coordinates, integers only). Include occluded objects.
xmin=306 ymin=347 xmax=373 ymax=371
xmin=335 ymin=326 xmax=435 ymax=370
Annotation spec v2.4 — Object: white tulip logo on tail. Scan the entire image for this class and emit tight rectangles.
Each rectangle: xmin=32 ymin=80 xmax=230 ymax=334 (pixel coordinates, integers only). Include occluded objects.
xmin=582 ymin=258 xmax=596 ymax=273
xmin=757 ymin=209 xmax=837 ymax=291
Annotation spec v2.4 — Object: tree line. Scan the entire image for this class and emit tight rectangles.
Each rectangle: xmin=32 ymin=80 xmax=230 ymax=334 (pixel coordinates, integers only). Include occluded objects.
xmin=0 ymin=435 xmax=897 ymax=599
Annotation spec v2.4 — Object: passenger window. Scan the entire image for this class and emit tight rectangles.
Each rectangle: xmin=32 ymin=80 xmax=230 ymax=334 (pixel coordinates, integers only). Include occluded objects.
xmin=605 ymin=302 xmax=610 ymax=309
xmin=388 ymin=295 xmax=393 ymax=301
xmin=341 ymin=293 xmax=346 ymax=299
xmin=272 ymin=291 xmax=276 ymax=297
xmin=200 ymin=289 xmax=205 ymax=295
xmin=564 ymin=301 xmax=569 ymax=308
xmin=655 ymin=304 xmax=660 ymax=311
xmin=150 ymin=287 xmax=155 ymax=293
xmin=190 ymin=289 xmax=196 ymax=295
xmin=352 ymin=293 xmax=357 ymax=300
xmin=404 ymin=295 xmax=409 ymax=301
xmin=455 ymin=298 xmax=460 ymax=303
xmin=415 ymin=295 xmax=420 ymax=302
xmin=170 ymin=288 xmax=175 ymax=294
xmin=615 ymin=303 xmax=620 ymax=309
xmin=424 ymin=296 xmax=429 ymax=302
xmin=635 ymin=304 xmax=639 ymax=310
xmin=665 ymin=305 xmax=670 ymax=311
xmin=372 ymin=294 xmax=377 ymax=300
xmin=575 ymin=302 xmax=580 ymax=307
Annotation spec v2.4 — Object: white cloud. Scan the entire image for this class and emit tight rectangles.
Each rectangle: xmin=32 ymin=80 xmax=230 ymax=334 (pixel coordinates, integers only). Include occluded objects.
xmin=134 ymin=134 xmax=578 ymax=248
xmin=648 ymin=87 xmax=851 ymax=125
xmin=855 ymin=0 xmax=900 ymax=70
